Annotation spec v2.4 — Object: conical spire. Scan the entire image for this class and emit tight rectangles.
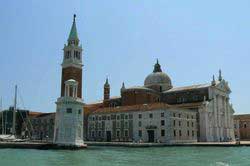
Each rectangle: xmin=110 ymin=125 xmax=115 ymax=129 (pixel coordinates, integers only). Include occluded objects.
xmin=104 ymin=77 xmax=110 ymax=87
xmin=218 ymin=69 xmax=222 ymax=81
xmin=211 ymin=75 xmax=216 ymax=86
xmin=68 ymin=14 xmax=79 ymax=45
xmin=122 ymin=82 xmax=125 ymax=89
xmin=153 ymin=59 xmax=162 ymax=73
xmin=121 ymin=82 xmax=125 ymax=92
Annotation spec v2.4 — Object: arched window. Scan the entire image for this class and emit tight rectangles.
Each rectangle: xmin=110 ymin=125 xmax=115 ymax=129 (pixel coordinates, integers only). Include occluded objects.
xmin=65 ymin=51 xmax=71 ymax=59
xmin=73 ymin=51 xmax=81 ymax=60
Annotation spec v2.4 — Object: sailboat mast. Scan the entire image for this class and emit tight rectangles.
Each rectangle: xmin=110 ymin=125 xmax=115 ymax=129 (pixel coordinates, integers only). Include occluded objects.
xmin=1 ymin=97 xmax=3 ymax=135
xmin=4 ymin=105 xmax=7 ymax=135
xmin=12 ymin=85 xmax=17 ymax=136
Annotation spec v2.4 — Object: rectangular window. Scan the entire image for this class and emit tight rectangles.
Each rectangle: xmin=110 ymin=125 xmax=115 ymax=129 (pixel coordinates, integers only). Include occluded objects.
xmin=125 ymin=115 xmax=128 ymax=119
xmin=187 ymin=121 xmax=189 ymax=127
xmin=173 ymin=113 xmax=176 ymax=117
xmin=124 ymin=130 xmax=129 ymax=137
xmin=107 ymin=116 xmax=110 ymax=120
xmin=161 ymin=120 xmax=165 ymax=126
xmin=161 ymin=112 xmax=164 ymax=117
xmin=78 ymin=109 xmax=81 ymax=114
xmin=124 ymin=121 xmax=128 ymax=128
xmin=192 ymin=130 xmax=194 ymax=137
xmin=178 ymin=113 xmax=181 ymax=118
xmin=179 ymin=130 xmax=182 ymax=137
xmin=116 ymin=130 xmax=120 ymax=137
xmin=98 ymin=131 xmax=101 ymax=137
xmin=173 ymin=120 xmax=175 ymax=126
xmin=138 ymin=130 xmax=142 ymax=137
xmin=161 ymin=130 xmax=165 ymax=136
xmin=174 ymin=130 xmax=176 ymax=137
xmin=187 ymin=130 xmax=190 ymax=136
xmin=138 ymin=114 xmax=142 ymax=119
xmin=138 ymin=121 xmax=142 ymax=127
xmin=244 ymin=124 xmax=247 ymax=128
xmin=149 ymin=113 xmax=153 ymax=118
xmin=179 ymin=121 xmax=181 ymax=126
xmin=191 ymin=122 xmax=194 ymax=127
xmin=117 ymin=115 xmax=120 ymax=120
xmin=66 ymin=108 xmax=72 ymax=113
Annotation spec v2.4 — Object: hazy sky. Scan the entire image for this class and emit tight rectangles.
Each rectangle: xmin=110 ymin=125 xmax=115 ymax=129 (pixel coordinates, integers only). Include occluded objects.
xmin=0 ymin=0 xmax=249 ymax=114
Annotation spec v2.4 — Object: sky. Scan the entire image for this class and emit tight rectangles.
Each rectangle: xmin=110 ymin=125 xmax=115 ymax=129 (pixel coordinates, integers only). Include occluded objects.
xmin=0 ymin=0 xmax=250 ymax=114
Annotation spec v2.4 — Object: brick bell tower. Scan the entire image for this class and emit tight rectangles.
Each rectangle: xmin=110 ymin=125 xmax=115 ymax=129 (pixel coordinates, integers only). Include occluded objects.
xmin=61 ymin=14 xmax=82 ymax=98
xmin=53 ymin=15 xmax=85 ymax=148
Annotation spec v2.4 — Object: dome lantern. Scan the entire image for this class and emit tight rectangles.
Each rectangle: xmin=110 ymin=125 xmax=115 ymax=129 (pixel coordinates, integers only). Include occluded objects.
xmin=153 ymin=59 xmax=162 ymax=73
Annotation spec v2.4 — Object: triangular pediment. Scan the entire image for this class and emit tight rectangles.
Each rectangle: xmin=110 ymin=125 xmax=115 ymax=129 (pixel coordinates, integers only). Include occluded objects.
xmin=215 ymin=80 xmax=231 ymax=93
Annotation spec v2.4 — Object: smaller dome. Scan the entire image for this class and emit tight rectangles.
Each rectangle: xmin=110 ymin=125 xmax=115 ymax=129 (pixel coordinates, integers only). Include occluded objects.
xmin=144 ymin=60 xmax=172 ymax=91
xmin=65 ymin=79 xmax=78 ymax=85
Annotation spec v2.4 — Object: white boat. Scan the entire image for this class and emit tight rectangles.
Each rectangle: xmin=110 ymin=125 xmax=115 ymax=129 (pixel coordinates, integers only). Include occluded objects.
xmin=0 ymin=135 xmax=15 ymax=141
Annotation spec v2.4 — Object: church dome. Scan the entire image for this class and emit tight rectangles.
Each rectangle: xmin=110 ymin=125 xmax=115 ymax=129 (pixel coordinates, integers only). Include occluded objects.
xmin=144 ymin=60 xmax=172 ymax=91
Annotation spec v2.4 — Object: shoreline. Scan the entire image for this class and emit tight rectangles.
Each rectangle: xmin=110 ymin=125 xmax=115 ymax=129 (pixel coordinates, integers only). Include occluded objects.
xmin=0 ymin=141 xmax=249 ymax=149
xmin=85 ymin=141 xmax=244 ymax=147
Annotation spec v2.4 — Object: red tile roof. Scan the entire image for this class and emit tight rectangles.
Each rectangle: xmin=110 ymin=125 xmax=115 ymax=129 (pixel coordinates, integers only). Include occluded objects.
xmin=91 ymin=102 xmax=201 ymax=115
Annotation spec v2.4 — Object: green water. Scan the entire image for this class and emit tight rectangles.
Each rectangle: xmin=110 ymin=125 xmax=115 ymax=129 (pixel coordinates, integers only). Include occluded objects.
xmin=0 ymin=146 xmax=249 ymax=166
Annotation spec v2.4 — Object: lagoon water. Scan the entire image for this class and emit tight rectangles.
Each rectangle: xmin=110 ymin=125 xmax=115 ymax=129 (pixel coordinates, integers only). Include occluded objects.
xmin=0 ymin=146 xmax=249 ymax=166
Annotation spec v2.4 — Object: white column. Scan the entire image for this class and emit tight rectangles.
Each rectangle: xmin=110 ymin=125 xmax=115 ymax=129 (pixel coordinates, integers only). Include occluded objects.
xmin=65 ymin=85 xmax=67 ymax=97
xmin=213 ymin=95 xmax=218 ymax=141
xmin=75 ymin=86 xmax=78 ymax=98
xmin=223 ymin=97 xmax=228 ymax=138
xmin=72 ymin=86 xmax=75 ymax=98
xmin=67 ymin=85 xmax=70 ymax=97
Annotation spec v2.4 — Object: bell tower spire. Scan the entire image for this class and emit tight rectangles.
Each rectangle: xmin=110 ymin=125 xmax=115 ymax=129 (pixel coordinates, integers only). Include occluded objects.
xmin=68 ymin=14 xmax=79 ymax=46
xmin=61 ymin=14 xmax=83 ymax=98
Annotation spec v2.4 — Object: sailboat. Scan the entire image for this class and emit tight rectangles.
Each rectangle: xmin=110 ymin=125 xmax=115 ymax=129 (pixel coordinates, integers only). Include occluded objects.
xmin=0 ymin=85 xmax=33 ymax=142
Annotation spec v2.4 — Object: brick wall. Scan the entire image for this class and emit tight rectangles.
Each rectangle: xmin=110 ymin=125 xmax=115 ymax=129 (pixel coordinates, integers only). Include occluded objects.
xmin=61 ymin=67 xmax=82 ymax=98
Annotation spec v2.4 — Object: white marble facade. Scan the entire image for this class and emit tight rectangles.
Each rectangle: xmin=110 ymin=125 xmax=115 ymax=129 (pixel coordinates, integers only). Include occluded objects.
xmin=53 ymin=80 xmax=85 ymax=147
xmin=198 ymin=80 xmax=235 ymax=142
